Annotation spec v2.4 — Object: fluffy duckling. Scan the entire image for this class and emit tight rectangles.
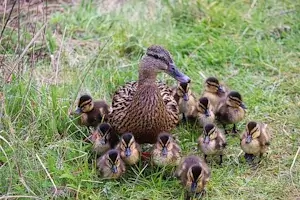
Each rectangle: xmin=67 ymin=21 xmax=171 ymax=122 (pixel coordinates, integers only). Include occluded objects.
xmin=216 ymin=91 xmax=246 ymax=134
xmin=117 ymin=133 xmax=141 ymax=165
xmin=198 ymin=124 xmax=226 ymax=165
xmin=192 ymin=97 xmax=215 ymax=127
xmin=175 ymin=155 xmax=210 ymax=199
xmin=241 ymin=121 xmax=271 ymax=163
xmin=202 ymin=77 xmax=227 ymax=113
xmin=151 ymin=132 xmax=181 ymax=167
xmin=74 ymin=94 xmax=110 ymax=128
xmin=97 ymin=149 xmax=126 ymax=179
xmin=173 ymin=82 xmax=197 ymax=122
xmin=91 ymin=123 xmax=119 ymax=155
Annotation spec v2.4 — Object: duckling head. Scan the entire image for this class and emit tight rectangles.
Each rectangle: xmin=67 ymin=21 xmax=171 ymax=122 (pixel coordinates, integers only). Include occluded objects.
xmin=92 ymin=123 xmax=112 ymax=143
xmin=157 ymin=132 xmax=174 ymax=157
xmin=98 ymin=123 xmax=112 ymax=135
xmin=75 ymin=95 xmax=94 ymax=113
xmin=119 ymin=133 xmax=137 ymax=157
xmin=198 ymin=97 xmax=210 ymax=117
xmin=106 ymin=149 xmax=121 ymax=174
xmin=226 ymin=91 xmax=247 ymax=109
xmin=203 ymin=123 xmax=217 ymax=144
xmin=245 ymin=121 xmax=260 ymax=144
xmin=186 ymin=165 xmax=203 ymax=193
xmin=205 ymin=77 xmax=225 ymax=94
xmin=141 ymin=45 xmax=190 ymax=84
xmin=177 ymin=82 xmax=191 ymax=101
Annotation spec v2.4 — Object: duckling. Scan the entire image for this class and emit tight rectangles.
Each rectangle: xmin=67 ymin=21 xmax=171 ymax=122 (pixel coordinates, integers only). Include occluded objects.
xmin=96 ymin=149 xmax=126 ymax=179
xmin=241 ymin=121 xmax=271 ymax=163
xmin=192 ymin=97 xmax=215 ymax=127
xmin=74 ymin=94 xmax=110 ymax=128
xmin=173 ymin=82 xmax=197 ymax=122
xmin=202 ymin=77 xmax=227 ymax=113
xmin=198 ymin=123 xmax=226 ymax=165
xmin=91 ymin=123 xmax=119 ymax=155
xmin=151 ymin=132 xmax=181 ymax=167
xmin=117 ymin=133 xmax=141 ymax=165
xmin=216 ymin=91 xmax=246 ymax=134
xmin=175 ymin=155 xmax=210 ymax=200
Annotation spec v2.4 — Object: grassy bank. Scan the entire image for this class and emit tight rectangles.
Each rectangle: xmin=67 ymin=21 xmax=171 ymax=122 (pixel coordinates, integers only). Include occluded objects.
xmin=1 ymin=0 xmax=299 ymax=199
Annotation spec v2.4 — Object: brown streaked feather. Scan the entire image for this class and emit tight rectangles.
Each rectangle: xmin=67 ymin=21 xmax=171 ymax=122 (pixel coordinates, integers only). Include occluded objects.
xmin=109 ymin=81 xmax=178 ymax=144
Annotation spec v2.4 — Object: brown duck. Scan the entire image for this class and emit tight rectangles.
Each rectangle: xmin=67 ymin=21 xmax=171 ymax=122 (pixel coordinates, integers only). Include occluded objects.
xmin=109 ymin=45 xmax=190 ymax=144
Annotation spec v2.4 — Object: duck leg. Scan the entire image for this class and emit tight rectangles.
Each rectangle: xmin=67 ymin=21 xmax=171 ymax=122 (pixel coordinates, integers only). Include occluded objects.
xmin=219 ymin=155 xmax=223 ymax=165
xmin=244 ymin=153 xmax=254 ymax=164
xmin=223 ymin=124 xmax=229 ymax=134
xmin=231 ymin=124 xmax=238 ymax=134
xmin=182 ymin=113 xmax=187 ymax=123
xmin=204 ymin=154 xmax=208 ymax=163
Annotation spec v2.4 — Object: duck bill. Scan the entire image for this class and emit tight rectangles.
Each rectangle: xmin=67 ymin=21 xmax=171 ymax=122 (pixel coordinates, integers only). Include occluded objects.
xmin=240 ymin=103 xmax=247 ymax=110
xmin=183 ymin=93 xmax=189 ymax=101
xmin=74 ymin=107 xmax=82 ymax=114
xmin=205 ymin=109 xmax=210 ymax=117
xmin=162 ymin=147 xmax=168 ymax=157
xmin=218 ymin=85 xmax=225 ymax=93
xmin=125 ymin=147 xmax=131 ymax=157
xmin=167 ymin=63 xmax=190 ymax=84
xmin=246 ymin=135 xmax=252 ymax=144
xmin=191 ymin=182 xmax=197 ymax=192
xmin=204 ymin=136 xmax=210 ymax=144
xmin=111 ymin=165 xmax=118 ymax=174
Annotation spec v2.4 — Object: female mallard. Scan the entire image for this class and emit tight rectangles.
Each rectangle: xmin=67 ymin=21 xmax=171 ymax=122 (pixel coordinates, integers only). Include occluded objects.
xmin=109 ymin=45 xmax=190 ymax=144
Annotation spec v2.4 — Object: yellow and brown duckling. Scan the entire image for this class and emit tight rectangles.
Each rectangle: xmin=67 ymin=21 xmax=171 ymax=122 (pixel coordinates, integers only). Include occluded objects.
xmin=175 ymin=155 xmax=210 ymax=200
xmin=216 ymin=91 xmax=246 ymax=134
xmin=74 ymin=94 xmax=110 ymax=128
xmin=96 ymin=149 xmax=126 ymax=179
xmin=91 ymin=123 xmax=119 ymax=155
xmin=151 ymin=132 xmax=181 ymax=167
xmin=202 ymin=77 xmax=227 ymax=113
xmin=117 ymin=132 xmax=141 ymax=165
xmin=109 ymin=45 xmax=190 ymax=144
xmin=192 ymin=97 xmax=215 ymax=127
xmin=241 ymin=121 xmax=271 ymax=163
xmin=173 ymin=82 xmax=197 ymax=122
xmin=198 ymin=123 xmax=226 ymax=165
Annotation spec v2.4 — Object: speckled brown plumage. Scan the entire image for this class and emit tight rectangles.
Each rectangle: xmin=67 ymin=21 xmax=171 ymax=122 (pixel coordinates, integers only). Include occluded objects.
xmin=109 ymin=81 xmax=178 ymax=144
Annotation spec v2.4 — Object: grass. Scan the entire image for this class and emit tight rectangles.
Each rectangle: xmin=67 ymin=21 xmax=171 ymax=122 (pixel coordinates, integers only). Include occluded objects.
xmin=1 ymin=0 xmax=300 ymax=199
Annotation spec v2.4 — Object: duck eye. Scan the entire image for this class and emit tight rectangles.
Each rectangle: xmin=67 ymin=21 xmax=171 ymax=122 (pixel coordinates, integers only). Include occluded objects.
xmin=153 ymin=54 xmax=159 ymax=59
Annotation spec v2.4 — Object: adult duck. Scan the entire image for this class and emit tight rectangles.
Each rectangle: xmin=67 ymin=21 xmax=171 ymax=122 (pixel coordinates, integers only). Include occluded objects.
xmin=109 ymin=45 xmax=190 ymax=144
